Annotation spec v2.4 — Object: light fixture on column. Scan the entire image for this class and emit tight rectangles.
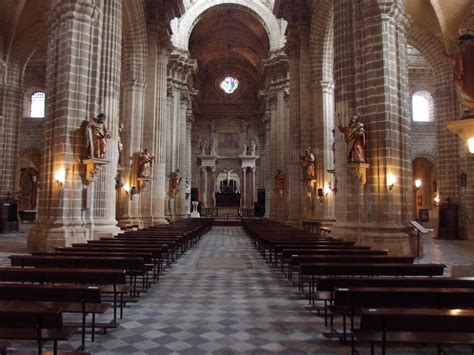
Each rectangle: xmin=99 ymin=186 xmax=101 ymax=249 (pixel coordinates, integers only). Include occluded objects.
xmin=414 ymin=179 xmax=422 ymax=190
xmin=124 ymin=182 xmax=137 ymax=200
xmin=54 ymin=168 xmax=66 ymax=188
xmin=434 ymin=192 xmax=440 ymax=206
xmin=387 ymin=173 xmax=396 ymax=191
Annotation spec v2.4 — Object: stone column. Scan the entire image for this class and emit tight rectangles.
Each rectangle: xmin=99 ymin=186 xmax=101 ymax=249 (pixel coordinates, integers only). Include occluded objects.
xmin=251 ymin=167 xmax=257 ymax=206
xmin=262 ymin=111 xmax=272 ymax=217
xmin=141 ymin=31 xmax=169 ymax=226
xmin=28 ymin=0 xmax=103 ymax=250
xmin=210 ymin=167 xmax=216 ymax=208
xmin=117 ymin=79 xmax=145 ymax=227
xmin=241 ymin=167 xmax=247 ymax=209
xmin=0 ymin=83 xmax=23 ymax=196
xmin=185 ymin=111 xmax=194 ymax=215
xmin=332 ymin=0 xmax=414 ymax=255
xmin=201 ymin=166 xmax=207 ymax=208
xmin=92 ymin=0 xmax=122 ymax=239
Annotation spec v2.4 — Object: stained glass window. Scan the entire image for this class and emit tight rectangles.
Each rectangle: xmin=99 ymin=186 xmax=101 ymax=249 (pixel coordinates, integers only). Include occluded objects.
xmin=220 ymin=76 xmax=239 ymax=94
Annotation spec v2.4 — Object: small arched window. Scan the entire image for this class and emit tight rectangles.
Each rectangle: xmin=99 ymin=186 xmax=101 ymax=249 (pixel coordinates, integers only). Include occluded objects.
xmin=30 ymin=91 xmax=45 ymax=118
xmin=412 ymin=91 xmax=432 ymax=122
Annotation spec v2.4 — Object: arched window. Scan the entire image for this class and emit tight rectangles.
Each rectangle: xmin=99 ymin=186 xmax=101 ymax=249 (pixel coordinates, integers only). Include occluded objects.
xmin=30 ymin=91 xmax=45 ymax=118
xmin=412 ymin=91 xmax=432 ymax=122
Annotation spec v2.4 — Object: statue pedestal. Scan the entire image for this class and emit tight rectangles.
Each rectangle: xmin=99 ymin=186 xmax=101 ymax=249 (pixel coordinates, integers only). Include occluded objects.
xmin=137 ymin=177 xmax=152 ymax=192
xmin=345 ymin=162 xmax=370 ymax=185
xmin=82 ymin=158 xmax=110 ymax=184
xmin=191 ymin=201 xmax=200 ymax=218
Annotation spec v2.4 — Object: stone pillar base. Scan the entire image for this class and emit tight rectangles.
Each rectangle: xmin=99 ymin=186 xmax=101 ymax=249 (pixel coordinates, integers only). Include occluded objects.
xmin=117 ymin=217 xmax=143 ymax=230
xmin=142 ymin=217 xmax=169 ymax=227
xmin=91 ymin=224 xmax=122 ymax=240
xmin=331 ymin=223 xmax=418 ymax=256
xmin=28 ymin=224 xmax=89 ymax=251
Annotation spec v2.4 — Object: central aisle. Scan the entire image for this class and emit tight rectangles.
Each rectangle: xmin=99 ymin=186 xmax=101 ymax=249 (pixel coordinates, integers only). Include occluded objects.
xmin=89 ymin=226 xmax=342 ymax=354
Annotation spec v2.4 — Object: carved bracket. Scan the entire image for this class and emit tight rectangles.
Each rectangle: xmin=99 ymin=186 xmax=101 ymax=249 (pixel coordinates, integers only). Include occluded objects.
xmin=82 ymin=158 xmax=110 ymax=184
xmin=345 ymin=162 xmax=370 ymax=186
xmin=137 ymin=177 xmax=152 ymax=192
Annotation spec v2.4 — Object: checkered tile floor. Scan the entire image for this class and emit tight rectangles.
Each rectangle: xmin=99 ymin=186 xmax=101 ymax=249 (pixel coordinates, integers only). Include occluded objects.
xmin=0 ymin=227 xmax=473 ymax=353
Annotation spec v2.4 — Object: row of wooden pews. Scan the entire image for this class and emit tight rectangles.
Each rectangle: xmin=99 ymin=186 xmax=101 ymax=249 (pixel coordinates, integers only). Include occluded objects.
xmin=0 ymin=218 xmax=213 ymax=355
xmin=243 ymin=219 xmax=474 ymax=354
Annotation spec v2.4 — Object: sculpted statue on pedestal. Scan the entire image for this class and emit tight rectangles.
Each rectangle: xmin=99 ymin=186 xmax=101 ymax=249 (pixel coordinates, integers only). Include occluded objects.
xmin=247 ymin=139 xmax=256 ymax=156
xmin=274 ymin=169 xmax=285 ymax=199
xmin=86 ymin=113 xmax=111 ymax=159
xmin=300 ymin=147 xmax=316 ymax=181
xmin=137 ymin=149 xmax=155 ymax=179
xmin=338 ymin=113 xmax=367 ymax=163
xmin=453 ymin=30 xmax=474 ymax=111
xmin=169 ymin=169 xmax=182 ymax=198
xmin=18 ymin=167 xmax=39 ymax=211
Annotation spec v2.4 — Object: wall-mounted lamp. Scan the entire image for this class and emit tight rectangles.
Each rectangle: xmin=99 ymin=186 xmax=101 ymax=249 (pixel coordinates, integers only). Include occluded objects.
xmin=433 ymin=192 xmax=440 ymax=206
xmin=124 ymin=183 xmax=137 ymax=200
xmin=54 ymin=168 xmax=66 ymax=188
xmin=387 ymin=173 xmax=396 ymax=191
xmin=317 ymin=188 xmax=324 ymax=203
xmin=414 ymin=179 xmax=422 ymax=190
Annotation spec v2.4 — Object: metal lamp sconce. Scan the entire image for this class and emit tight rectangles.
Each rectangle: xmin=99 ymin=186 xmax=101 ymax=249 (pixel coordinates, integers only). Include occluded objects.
xmin=54 ymin=168 xmax=66 ymax=189
xmin=124 ymin=183 xmax=137 ymax=200
xmin=387 ymin=173 xmax=396 ymax=191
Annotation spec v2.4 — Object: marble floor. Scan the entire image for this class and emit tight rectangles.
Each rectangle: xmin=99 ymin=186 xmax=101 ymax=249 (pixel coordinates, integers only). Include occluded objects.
xmin=0 ymin=226 xmax=473 ymax=354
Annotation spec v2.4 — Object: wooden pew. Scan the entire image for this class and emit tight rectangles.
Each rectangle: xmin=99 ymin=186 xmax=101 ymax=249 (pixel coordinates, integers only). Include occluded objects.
xmin=10 ymin=255 xmax=148 ymax=296
xmin=288 ymin=255 xmax=414 ymax=282
xmin=300 ymin=263 xmax=446 ymax=305
xmin=0 ymin=303 xmax=78 ymax=355
xmin=332 ymin=287 xmax=474 ymax=343
xmin=0 ymin=284 xmax=108 ymax=349
xmin=353 ymin=308 xmax=474 ymax=355
xmin=0 ymin=268 xmax=126 ymax=323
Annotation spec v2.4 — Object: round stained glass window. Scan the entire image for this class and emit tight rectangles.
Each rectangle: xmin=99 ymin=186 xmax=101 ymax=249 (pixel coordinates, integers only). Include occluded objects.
xmin=220 ymin=76 xmax=239 ymax=94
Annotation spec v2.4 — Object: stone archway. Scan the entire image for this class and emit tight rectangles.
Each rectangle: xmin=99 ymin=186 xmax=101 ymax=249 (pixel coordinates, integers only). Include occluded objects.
xmin=172 ymin=0 xmax=285 ymax=52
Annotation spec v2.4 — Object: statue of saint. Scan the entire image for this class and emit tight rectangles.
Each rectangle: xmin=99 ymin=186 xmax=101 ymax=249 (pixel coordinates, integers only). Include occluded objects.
xmin=184 ymin=178 xmax=191 ymax=200
xmin=86 ymin=113 xmax=111 ymax=159
xmin=247 ymin=139 xmax=256 ymax=156
xmin=200 ymin=140 xmax=208 ymax=156
xmin=242 ymin=141 xmax=248 ymax=156
xmin=209 ymin=138 xmax=217 ymax=156
xmin=169 ymin=169 xmax=182 ymax=198
xmin=274 ymin=169 xmax=285 ymax=199
xmin=18 ymin=167 xmax=39 ymax=211
xmin=137 ymin=149 xmax=155 ymax=179
xmin=338 ymin=113 xmax=367 ymax=163
xmin=453 ymin=30 xmax=474 ymax=111
xmin=118 ymin=123 xmax=124 ymax=156
xmin=300 ymin=147 xmax=316 ymax=180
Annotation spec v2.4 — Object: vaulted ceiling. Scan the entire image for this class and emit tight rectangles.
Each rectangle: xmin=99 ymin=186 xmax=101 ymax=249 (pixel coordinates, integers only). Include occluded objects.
xmin=189 ymin=6 xmax=270 ymax=117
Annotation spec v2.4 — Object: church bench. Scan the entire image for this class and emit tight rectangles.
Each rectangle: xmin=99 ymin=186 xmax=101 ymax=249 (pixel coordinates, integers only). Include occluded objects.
xmin=0 ymin=284 xmax=108 ymax=350
xmin=0 ymin=303 xmax=79 ymax=355
xmin=86 ymin=239 xmax=177 ymax=260
xmin=314 ymin=276 xmax=474 ymax=319
xmin=34 ymin=251 xmax=161 ymax=282
xmin=0 ymin=267 xmax=126 ymax=323
xmin=331 ymin=287 xmax=474 ymax=343
xmin=68 ymin=242 xmax=170 ymax=267
xmin=10 ymin=255 xmax=149 ymax=296
xmin=262 ymin=243 xmax=369 ymax=260
xmin=353 ymin=308 xmax=474 ymax=355
xmin=300 ymin=263 xmax=446 ymax=305
xmin=267 ymin=240 xmax=356 ymax=263
xmin=287 ymin=255 xmax=412 ymax=282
